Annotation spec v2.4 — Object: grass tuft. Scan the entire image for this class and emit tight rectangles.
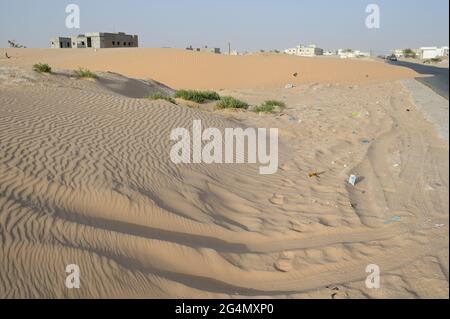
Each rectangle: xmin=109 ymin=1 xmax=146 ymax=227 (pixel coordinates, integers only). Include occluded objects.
xmin=74 ymin=67 xmax=97 ymax=79
xmin=216 ymin=96 xmax=249 ymax=110
xmin=145 ymin=92 xmax=177 ymax=104
xmin=174 ymin=90 xmax=220 ymax=103
xmin=253 ymin=100 xmax=286 ymax=113
xmin=33 ymin=63 xmax=51 ymax=73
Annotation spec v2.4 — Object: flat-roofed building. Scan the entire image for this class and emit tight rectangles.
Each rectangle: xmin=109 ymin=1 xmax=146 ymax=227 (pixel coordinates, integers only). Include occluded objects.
xmin=50 ymin=32 xmax=138 ymax=49
xmin=284 ymin=44 xmax=323 ymax=57
xmin=50 ymin=37 xmax=72 ymax=48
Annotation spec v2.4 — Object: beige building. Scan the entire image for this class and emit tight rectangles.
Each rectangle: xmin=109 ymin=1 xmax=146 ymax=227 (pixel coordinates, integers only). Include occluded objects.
xmin=186 ymin=45 xmax=221 ymax=54
xmin=284 ymin=44 xmax=324 ymax=57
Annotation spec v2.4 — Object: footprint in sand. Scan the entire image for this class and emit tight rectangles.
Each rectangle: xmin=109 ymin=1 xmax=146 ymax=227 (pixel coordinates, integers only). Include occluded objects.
xmin=290 ymin=219 xmax=314 ymax=233
xmin=274 ymin=251 xmax=295 ymax=272
xmin=279 ymin=163 xmax=292 ymax=171
xmin=269 ymin=194 xmax=285 ymax=205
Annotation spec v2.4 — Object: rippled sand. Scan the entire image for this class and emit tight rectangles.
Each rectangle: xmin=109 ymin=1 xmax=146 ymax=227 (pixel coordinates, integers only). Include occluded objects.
xmin=0 ymin=50 xmax=448 ymax=298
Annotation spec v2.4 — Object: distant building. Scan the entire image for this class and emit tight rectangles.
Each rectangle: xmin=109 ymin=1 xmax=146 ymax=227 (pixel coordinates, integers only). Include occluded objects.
xmin=284 ymin=44 xmax=324 ymax=57
xmin=418 ymin=47 xmax=448 ymax=59
xmin=50 ymin=37 xmax=72 ymax=48
xmin=50 ymin=32 xmax=138 ymax=49
xmin=338 ymin=49 xmax=356 ymax=59
xmin=393 ymin=48 xmax=420 ymax=58
xmin=440 ymin=46 xmax=450 ymax=57
xmin=201 ymin=46 xmax=221 ymax=54
xmin=185 ymin=45 xmax=221 ymax=54
xmin=355 ymin=50 xmax=371 ymax=57
xmin=323 ymin=50 xmax=337 ymax=56
xmin=394 ymin=49 xmax=404 ymax=58
xmin=338 ymin=49 xmax=370 ymax=59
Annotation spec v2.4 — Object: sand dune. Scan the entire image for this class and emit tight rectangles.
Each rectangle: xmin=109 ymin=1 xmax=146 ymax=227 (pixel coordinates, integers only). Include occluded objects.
xmin=0 ymin=51 xmax=448 ymax=298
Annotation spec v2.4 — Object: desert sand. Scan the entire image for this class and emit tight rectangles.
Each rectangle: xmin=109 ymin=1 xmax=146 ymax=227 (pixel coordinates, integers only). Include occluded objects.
xmin=0 ymin=49 xmax=448 ymax=298
xmin=1 ymin=48 xmax=416 ymax=89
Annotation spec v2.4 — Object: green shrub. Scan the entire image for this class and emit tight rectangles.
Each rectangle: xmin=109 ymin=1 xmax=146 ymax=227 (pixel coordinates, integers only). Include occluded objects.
xmin=145 ymin=92 xmax=176 ymax=104
xmin=264 ymin=100 xmax=286 ymax=108
xmin=402 ymin=48 xmax=417 ymax=58
xmin=174 ymin=90 xmax=220 ymax=103
xmin=216 ymin=96 xmax=249 ymax=110
xmin=253 ymin=100 xmax=286 ymax=113
xmin=74 ymin=67 xmax=97 ymax=78
xmin=253 ymin=104 xmax=275 ymax=113
xmin=33 ymin=63 xmax=51 ymax=73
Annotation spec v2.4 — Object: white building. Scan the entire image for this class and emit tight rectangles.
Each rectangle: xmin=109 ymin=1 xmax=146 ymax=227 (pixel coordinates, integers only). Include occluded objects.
xmin=284 ymin=44 xmax=324 ymax=57
xmin=393 ymin=48 xmax=421 ymax=58
xmin=338 ymin=49 xmax=356 ymax=59
xmin=394 ymin=49 xmax=405 ymax=58
xmin=323 ymin=50 xmax=337 ymax=56
xmin=355 ymin=50 xmax=371 ymax=57
xmin=419 ymin=46 xmax=449 ymax=59
xmin=437 ymin=46 xmax=449 ymax=57
xmin=224 ymin=50 xmax=240 ymax=56
xmin=338 ymin=49 xmax=370 ymax=59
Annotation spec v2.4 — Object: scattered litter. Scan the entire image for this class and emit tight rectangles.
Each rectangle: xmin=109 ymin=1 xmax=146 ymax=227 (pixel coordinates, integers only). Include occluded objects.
xmin=384 ymin=216 xmax=401 ymax=224
xmin=309 ymin=171 xmax=325 ymax=178
xmin=393 ymin=163 xmax=400 ymax=168
xmin=288 ymin=115 xmax=296 ymax=122
xmin=293 ymin=72 xmax=298 ymax=77
xmin=5 ymin=52 xmax=11 ymax=59
xmin=360 ymin=139 xmax=371 ymax=145
xmin=284 ymin=83 xmax=295 ymax=89
xmin=434 ymin=224 xmax=445 ymax=228
xmin=348 ymin=174 xmax=357 ymax=186
xmin=298 ymin=119 xmax=302 ymax=123
xmin=406 ymin=109 xmax=411 ymax=112
xmin=351 ymin=111 xmax=360 ymax=118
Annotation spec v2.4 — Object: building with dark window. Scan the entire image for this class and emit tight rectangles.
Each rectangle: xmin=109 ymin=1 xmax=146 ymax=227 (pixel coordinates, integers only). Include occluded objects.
xmin=50 ymin=32 xmax=138 ymax=49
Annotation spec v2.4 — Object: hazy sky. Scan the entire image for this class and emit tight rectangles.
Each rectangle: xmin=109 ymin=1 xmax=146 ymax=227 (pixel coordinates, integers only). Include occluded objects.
xmin=0 ymin=0 xmax=448 ymax=54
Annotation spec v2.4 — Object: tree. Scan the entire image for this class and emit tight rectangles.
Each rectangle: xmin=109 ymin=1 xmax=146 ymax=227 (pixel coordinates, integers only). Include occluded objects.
xmin=7 ymin=40 xmax=26 ymax=48
xmin=402 ymin=48 xmax=417 ymax=58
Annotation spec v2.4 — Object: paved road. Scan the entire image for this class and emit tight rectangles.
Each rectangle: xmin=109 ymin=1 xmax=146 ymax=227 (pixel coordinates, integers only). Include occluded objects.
xmin=388 ymin=60 xmax=449 ymax=100
xmin=402 ymin=79 xmax=449 ymax=144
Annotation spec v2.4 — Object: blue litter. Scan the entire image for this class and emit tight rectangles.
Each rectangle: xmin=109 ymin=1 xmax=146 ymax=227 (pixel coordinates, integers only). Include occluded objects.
xmin=384 ymin=216 xmax=401 ymax=224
